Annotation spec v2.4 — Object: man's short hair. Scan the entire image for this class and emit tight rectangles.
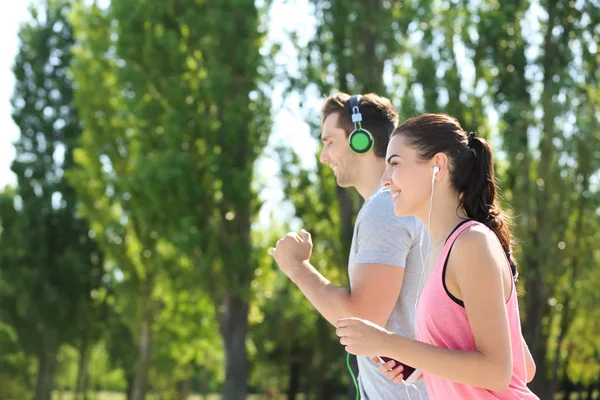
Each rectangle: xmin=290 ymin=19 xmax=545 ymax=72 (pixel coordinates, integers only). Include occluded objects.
xmin=321 ymin=92 xmax=399 ymax=158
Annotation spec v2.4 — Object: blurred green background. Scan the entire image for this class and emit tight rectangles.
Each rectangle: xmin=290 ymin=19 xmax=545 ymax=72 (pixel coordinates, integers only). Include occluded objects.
xmin=0 ymin=0 xmax=598 ymax=399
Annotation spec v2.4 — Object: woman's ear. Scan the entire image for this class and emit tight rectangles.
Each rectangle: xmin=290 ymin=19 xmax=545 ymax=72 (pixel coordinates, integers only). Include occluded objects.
xmin=433 ymin=153 xmax=449 ymax=181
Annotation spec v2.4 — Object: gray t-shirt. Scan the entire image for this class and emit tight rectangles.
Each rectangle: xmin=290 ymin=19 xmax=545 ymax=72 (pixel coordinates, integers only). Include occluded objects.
xmin=348 ymin=187 xmax=430 ymax=400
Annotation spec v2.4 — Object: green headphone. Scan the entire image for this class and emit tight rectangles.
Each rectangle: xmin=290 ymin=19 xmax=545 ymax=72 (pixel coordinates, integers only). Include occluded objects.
xmin=348 ymin=94 xmax=375 ymax=154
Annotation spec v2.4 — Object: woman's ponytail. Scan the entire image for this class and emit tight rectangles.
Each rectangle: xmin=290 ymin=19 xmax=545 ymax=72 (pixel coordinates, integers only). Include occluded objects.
xmin=462 ymin=133 xmax=518 ymax=279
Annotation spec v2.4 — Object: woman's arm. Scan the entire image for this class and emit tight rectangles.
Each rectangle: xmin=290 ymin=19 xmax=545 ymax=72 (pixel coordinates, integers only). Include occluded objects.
xmin=337 ymin=227 xmax=514 ymax=392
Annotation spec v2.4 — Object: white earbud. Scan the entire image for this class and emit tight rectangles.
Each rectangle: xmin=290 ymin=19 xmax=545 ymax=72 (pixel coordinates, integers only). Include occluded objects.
xmin=432 ymin=166 xmax=439 ymax=183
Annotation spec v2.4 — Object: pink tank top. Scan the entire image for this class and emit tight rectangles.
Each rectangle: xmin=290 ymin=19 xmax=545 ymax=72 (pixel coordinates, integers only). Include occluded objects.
xmin=415 ymin=220 xmax=539 ymax=399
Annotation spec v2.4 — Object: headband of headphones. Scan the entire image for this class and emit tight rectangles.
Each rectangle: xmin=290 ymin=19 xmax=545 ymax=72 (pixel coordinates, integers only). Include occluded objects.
xmin=349 ymin=95 xmax=362 ymax=127
xmin=348 ymin=94 xmax=374 ymax=154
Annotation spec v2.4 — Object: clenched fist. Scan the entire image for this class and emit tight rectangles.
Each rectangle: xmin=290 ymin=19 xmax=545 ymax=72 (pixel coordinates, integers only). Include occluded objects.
xmin=270 ymin=229 xmax=313 ymax=277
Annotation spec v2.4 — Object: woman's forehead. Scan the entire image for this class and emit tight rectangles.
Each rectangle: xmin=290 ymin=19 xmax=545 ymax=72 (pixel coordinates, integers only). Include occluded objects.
xmin=388 ymin=134 xmax=411 ymax=151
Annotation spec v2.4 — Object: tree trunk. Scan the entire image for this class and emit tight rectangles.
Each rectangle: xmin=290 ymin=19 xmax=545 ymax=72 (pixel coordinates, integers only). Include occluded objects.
xmin=287 ymin=359 xmax=301 ymax=400
xmin=219 ymin=292 xmax=249 ymax=400
xmin=178 ymin=379 xmax=191 ymax=400
xmin=313 ymin=360 xmax=325 ymax=400
xmin=198 ymin=366 xmax=209 ymax=400
xmin=34 ymin=343 xmax=57 ymax=400
xmin=527 ymin=1 xmax=558 ymax=396
xmin=358 ymin=1 xmax=385 ymax=95
xmin=75 ymin=337 xmax=90 ymax=400
xmin=585 ymin=384 xmax=594 ymax=399
xmin=126 ymin=372 xmax=135 ymax=400
xmin=523 ymin=270 xmax=549 ymax=398
xmin=561 ymin=379 xmax=574 ymax=400
xmin=335 ymin=186 xmax=356 ymax=257
xmin=549 ymin=295 xmax=572 ymax=397
xmin=131 ymin=299 xmax=153 ymax=400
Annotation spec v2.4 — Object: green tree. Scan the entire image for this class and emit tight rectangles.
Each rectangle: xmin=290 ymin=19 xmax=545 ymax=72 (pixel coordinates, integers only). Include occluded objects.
xmin=286 ymin=1 xmax=599 ymax=398
xmin=282 ymin=1 xmax=465 ymax=396
xmin=0 ymin=1 xmax=105 ymax=399
xmin=69 ymin=1 xmax=270 ymax=398
xmin=470 ymin=0 xmax=600 ymax=396
xmin=293 ymin=0 xmax=407 ymax=256
xmin=0 ymin=191 xmax=35 ymax=399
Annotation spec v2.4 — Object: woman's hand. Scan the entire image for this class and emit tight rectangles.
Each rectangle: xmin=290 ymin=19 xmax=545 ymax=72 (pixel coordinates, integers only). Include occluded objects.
xmin=335 ymin=317 xmax=390 ymax=357
xmin=372 ymin=357 xmax=407 ymax=384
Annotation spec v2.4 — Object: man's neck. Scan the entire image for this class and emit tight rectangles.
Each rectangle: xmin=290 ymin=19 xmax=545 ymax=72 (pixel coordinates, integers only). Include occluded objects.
xmin=355 ymin=159 xmax=386 ymax=200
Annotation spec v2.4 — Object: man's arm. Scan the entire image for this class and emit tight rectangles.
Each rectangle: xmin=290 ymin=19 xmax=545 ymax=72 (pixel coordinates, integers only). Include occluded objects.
xmin=273 ymin=195 xmax=414 ymax=327
xmin=288 ymin=261 xmax=405 ymax=327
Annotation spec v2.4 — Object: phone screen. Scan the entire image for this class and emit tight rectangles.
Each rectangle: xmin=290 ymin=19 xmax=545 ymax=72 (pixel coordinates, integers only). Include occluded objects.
xmin=378 ymin=356 xmax=417 ymax=379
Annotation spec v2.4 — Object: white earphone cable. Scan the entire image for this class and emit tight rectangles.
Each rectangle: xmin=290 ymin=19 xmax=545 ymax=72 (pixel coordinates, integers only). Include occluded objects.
xmin=416 ymin=168 xmax=437 ymax=313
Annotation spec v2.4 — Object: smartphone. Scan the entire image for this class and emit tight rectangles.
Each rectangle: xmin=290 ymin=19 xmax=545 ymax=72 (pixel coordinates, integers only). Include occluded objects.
xmin=376 ymin=356 xmax=422 ymax=386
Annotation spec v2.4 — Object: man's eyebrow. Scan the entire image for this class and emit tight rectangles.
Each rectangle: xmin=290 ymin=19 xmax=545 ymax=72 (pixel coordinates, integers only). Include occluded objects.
xmin=321 ymin=135 xmax=332 ymax=143
xmin=386 ymin=154 xmax=400 ymax=164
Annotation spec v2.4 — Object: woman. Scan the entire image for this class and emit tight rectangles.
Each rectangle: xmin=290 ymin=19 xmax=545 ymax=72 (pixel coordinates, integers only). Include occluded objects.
xmin=335 ymin=114 xmax=538 ymax=399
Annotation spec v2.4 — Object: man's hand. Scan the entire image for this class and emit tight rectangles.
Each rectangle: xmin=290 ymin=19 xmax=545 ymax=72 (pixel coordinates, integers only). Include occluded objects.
xmin=271 ymin=229 xmax=313 ymax=277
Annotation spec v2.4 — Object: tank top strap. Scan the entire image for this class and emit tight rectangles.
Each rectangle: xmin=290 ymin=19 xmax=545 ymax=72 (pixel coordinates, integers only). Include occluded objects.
xmin=438 ymin=219 xmax=480 ymax=265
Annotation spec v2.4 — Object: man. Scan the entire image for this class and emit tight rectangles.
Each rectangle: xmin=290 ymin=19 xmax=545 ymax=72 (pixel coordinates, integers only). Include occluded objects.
xmin=271 ymin=92 xmax=430 ymax=399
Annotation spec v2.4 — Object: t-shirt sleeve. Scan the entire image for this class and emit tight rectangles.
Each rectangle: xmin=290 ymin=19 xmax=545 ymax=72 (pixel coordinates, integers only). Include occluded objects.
xmin=355 ymin=196 xmax=415 ymax=268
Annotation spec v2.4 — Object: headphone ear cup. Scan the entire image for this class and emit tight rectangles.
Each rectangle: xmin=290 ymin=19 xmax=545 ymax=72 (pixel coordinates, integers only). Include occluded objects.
xmin=348 ymin=128 xmax=374 ymax=154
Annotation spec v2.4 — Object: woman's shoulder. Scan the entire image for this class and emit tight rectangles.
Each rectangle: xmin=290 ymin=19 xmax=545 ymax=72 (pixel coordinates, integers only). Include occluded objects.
xmin=450 ymin=222 xmax=505 ymax=270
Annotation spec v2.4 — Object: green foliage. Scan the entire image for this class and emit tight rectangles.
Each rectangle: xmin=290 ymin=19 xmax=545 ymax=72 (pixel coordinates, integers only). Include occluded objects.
xmin=54 ymin=343 xmax=128 ymax=392
xmin=468 ymin=0 xmax=600 ymax=395
xmin=68 ymin=0 xmax=223 ymax=394
xmin=2 ymin=0 xmax=598 ymax=398
xmin=1 ymin=1 xmax=106 ymax=399
xmin=0 ymin=319 xmax=34 ymax=399
xmin=282 ymin=0 xmax=600 ymax=397
xmin=68 ymin=0 xmax=270 ymax=397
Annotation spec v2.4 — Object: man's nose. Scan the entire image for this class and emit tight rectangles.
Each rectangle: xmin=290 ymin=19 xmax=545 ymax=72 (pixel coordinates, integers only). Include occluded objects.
xmin=319 ymin=147 xmax=328 ymax=164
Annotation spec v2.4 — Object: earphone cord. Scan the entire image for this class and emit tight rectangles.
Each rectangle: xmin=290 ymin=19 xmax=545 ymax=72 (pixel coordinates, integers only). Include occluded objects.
xmin=416 ymin=172 xmax=436 ymax=313
xmin=405 ymin=383 xmax=424 ymax=400
xmin=415 ymin=384 xmax=423 ymax=400
xmin=347 ymin=352 xmax=360 ymax=400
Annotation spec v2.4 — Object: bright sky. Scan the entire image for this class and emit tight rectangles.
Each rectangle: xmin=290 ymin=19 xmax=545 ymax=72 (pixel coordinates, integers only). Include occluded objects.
xmin=0 ymin=0 xmax=318 ymax=229
xmin=3 ymin=1 xmax=575 ymax=223
xmin=0 ymin=0 xmax=33 ymax=188
xmin=0 ymin=0 xmax=318 ymax=190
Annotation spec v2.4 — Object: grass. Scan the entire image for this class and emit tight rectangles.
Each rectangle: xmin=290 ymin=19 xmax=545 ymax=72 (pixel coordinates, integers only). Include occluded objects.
xmin=52 ymin=390 xmax=599 ymax=400
xmin=52 ymin=392 xmax=306 ymax=400
xmin=554 ymin=393 xmax=599 ymax=400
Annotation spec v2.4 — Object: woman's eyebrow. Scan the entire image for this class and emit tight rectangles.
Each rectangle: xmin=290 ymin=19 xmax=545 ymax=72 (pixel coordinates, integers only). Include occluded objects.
xmin=386 ymin=154 xmax=400 ymax=164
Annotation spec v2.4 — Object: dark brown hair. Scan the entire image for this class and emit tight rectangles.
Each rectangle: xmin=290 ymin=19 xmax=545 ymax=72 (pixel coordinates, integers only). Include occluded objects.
xmin=392 ymin=114 xmax=518 ymax=279
xmin=321 ymin=92 xmax=399 ymax=158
